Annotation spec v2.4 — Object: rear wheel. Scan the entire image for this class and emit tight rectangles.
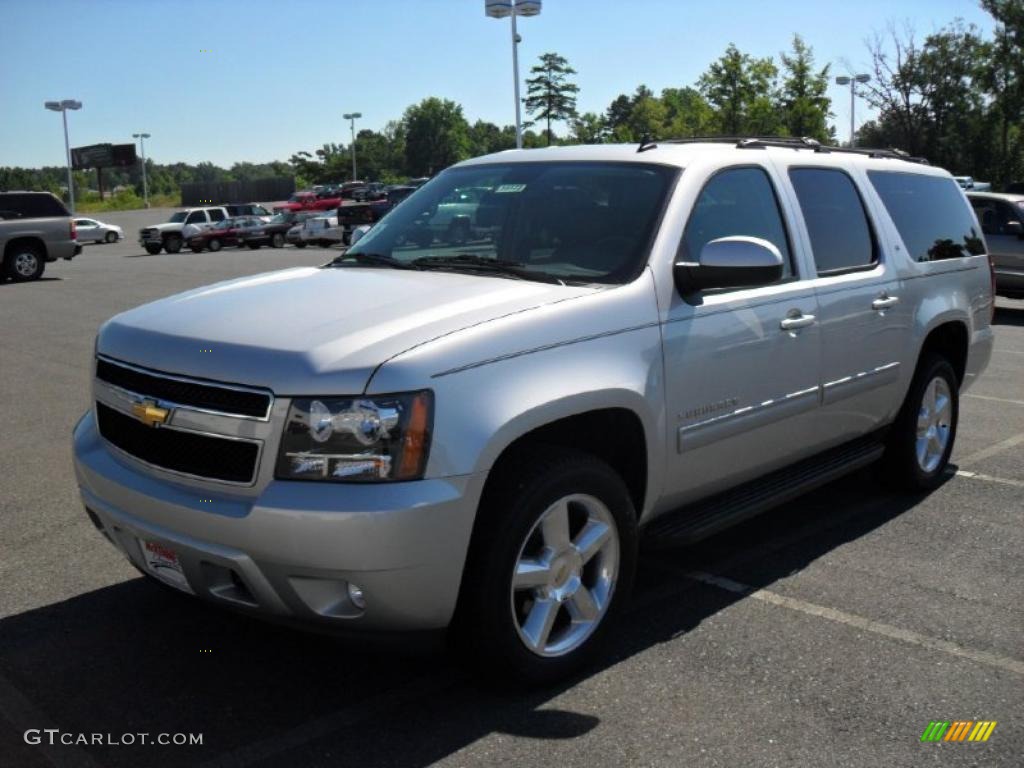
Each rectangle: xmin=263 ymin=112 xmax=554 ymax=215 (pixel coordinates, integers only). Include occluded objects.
xmin=881 ymin=355 xmax=959 ymax=491
xmin=104 ymin=231 xmax=117 ymax=243
xmin=164 ymin=234 xmax=183 ymax=254
xmin=455 ymin=449 xmax=637 ymax=686
xmin=5 ymin=243 xmax=46 ymax=281
xmin=271 ymin=233 xmax=285 ymax=248
xmin=208 ymin=238 xmax=223 ymax=252
xmin=144 ymin=243 xmax=162 ymax=255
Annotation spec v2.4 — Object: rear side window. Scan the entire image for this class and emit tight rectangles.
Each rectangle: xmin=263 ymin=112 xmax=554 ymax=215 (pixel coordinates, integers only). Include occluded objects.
xmin=209 ymin=209 xmax=225 ymax=222
xmin=868 ymin=172 xmax=985 ymax=261
xmin=0 ymin=193 xmax=69 ymax=219
xmin=682 ymin=167 xmax=793 ymax=279
xmin=789 ymin=169 xmax=876 ymax=274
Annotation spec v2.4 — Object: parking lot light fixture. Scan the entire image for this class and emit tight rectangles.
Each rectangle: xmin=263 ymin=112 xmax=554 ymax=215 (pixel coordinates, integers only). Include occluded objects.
xmin=485 ymin=0 xmax=542 ymax=150
xmin=343 ymin=112 xmax=362 ymax=181
xmin=44 ymin=99 xmax=82 ymax=213
xmin=835 ymin=74 xmax=871 ymax=147
xmin=132 ymin=133 xmax=151 ymax=208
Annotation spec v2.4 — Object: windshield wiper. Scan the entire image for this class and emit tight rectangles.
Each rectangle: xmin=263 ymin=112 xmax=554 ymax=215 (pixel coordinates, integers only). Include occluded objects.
xmin=328 ymin=252 xmax=414 ymax=269
xmin=410 ymin=254 xmax=565 ymax=284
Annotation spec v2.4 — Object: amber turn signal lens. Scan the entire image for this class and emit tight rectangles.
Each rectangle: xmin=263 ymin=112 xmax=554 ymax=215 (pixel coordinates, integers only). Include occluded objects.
xmin=396 ymin=391 xmax=432 ymax=479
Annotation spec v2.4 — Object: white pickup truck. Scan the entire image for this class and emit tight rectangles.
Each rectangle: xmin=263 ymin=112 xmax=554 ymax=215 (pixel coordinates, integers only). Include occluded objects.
xmin=138 ymin=207 xmax=229 ymax=254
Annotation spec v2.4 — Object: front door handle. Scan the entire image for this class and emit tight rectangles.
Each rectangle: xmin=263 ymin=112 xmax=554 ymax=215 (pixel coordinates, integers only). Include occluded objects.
xmin=872 ymin=295 xmax=900 ymax=310
xmin=780 ymin=313 xmax=816 ymax=331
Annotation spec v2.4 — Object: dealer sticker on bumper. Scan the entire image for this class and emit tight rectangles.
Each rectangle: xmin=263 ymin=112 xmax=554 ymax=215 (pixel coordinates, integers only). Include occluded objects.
xmin=140 ymin=539 xmax=194 ymax=594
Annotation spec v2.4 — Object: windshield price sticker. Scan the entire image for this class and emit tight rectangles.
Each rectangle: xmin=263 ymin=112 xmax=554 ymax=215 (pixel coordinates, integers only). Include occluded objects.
xmin=495 ymin=184 xmax=527 ymax=194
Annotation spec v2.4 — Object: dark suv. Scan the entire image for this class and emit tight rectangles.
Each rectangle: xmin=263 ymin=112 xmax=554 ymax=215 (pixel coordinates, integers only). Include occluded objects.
xmin=0 ymin=191 xmax=80 ymax=281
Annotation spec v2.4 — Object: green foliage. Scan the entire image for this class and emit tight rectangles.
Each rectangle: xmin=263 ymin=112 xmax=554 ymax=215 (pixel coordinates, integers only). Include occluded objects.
xmin=524 ymin=52 xmax=580 ymax=145
xmin=779 ymin=35 xmax=833 ymax=142
xmin=698 ymin=43 xmax=780 ymax=135
xmin=402 ymin=97 xmax=471 ymax=176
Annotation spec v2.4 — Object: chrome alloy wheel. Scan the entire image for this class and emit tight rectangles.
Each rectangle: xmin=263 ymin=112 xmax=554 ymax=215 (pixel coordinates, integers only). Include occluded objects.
xmin=916 ymin=375 xmax=952 ymax=473
xmin=13 ymin=251 xmax=39 ymax=277
xmin=510 ymin=493 xmax=620 ymax=657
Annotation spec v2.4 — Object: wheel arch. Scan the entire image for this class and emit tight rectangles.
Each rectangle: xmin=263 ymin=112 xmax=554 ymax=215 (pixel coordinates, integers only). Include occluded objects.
xmin=3 ymin=235 xmax=47 ymax=260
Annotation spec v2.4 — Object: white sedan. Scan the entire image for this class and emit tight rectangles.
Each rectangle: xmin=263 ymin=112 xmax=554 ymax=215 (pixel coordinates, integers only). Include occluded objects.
xmin=74 ymin=217 xmax=123 ymax=244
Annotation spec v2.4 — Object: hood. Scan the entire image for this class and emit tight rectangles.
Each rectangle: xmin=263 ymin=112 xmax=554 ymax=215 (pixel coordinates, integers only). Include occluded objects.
xmin=97 ymin=266 xmax=597 ymax=395
xmin=146 ymin=222 xmax=184 ymax=231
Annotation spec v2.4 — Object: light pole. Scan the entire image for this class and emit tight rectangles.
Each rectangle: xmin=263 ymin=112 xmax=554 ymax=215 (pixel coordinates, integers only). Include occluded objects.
xmin=485 ymin=0 xmax=542 ymax=149
xmin=835 ymin=74 xmax=870 ymax=147
xmin=44 ymin=99 xmax=82 ymax=213
xmin=132 ymin=133 xmax=151 ymax=208
xmin=343 ymin=112 xmax=361 ymax=181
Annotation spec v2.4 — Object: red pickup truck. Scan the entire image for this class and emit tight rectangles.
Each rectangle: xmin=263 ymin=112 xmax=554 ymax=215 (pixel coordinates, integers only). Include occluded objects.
xmin=274 ymin=189 xmax=343 ymax=213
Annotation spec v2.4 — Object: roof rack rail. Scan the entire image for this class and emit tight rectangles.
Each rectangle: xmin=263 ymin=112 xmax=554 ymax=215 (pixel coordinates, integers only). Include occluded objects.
xmin=658 ymin=136 xmax=929 ymax=165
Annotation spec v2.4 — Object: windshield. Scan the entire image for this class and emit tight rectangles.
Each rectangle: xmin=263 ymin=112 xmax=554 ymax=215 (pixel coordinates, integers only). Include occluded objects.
xmin=345 ymin=162 xmax=676 ymax=284
xmin=169 ymin=212 xmax=187 ymax=223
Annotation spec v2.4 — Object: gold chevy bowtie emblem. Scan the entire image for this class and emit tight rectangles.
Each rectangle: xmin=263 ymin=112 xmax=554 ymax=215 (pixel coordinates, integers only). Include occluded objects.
xmin=131 ymin=401 xmax=170 ymax=428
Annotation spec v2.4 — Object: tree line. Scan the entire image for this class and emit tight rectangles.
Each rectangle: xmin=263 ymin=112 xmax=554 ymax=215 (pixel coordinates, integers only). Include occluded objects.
xmin=3 ymin=5 xmax=1020 ymax=205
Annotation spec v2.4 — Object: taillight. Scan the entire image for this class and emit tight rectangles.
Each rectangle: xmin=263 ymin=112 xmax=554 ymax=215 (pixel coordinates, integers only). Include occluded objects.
xmin=70 ymin=219 xmax=77 ymax=240
xmin=988 ymin=255 xmax=996 ymax=322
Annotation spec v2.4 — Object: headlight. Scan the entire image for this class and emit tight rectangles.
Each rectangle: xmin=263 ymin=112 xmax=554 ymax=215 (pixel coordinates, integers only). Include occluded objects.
xmin=275 ymin=391 xmax=433 ymax=482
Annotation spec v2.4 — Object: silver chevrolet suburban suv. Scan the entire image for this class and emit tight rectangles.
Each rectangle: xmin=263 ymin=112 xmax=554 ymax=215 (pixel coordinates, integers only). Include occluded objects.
xmin=0 ymin=191 xmax=81 ymax=281
xmin=73 ymin=138 xmax=994 ymax=684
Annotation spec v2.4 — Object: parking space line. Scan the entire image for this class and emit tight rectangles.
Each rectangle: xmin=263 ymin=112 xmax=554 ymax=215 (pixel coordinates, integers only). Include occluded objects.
xmin=957 ymin=432 xmax=1024 ymax=466
xmin=0 ymin=671 xmax=102 ymax=768
xmin=964 ymin=393 xmax=1024 ymax=407
xmin=956 ymin=470 xmax=1024 ymax=488
xmin=687 ymin=571 xmax=1024 ymax=676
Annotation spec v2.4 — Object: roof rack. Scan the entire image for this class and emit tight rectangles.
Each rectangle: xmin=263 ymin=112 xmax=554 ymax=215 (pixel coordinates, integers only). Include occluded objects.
xmin=658 ymin=136 xmax=930 ymax=165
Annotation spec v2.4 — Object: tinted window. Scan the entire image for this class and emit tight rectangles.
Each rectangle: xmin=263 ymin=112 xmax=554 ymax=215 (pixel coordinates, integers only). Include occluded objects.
xmin=208 ymin=209 xmax=225 ymax=222
xmin=0 ymin=193 xmax=69 ymax=219
xmin=789 ymin=169 xmax=875 ymax=274
xmin=868 ymin=172 xmax=984 ymax=261
xmin=348 ymin=162 xmax=677 ymax=285
xmin=185 ymin=211 xmax=206 ymax=224
xmin=970 ymin=198 xmax=1021 ymax=236
xmin=682 ymin=167 xmax=793 ymax=278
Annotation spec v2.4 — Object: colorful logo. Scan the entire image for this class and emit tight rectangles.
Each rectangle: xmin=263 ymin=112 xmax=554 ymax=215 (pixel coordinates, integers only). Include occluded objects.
xmin=921 ymin=721 xmax=997 ymax=742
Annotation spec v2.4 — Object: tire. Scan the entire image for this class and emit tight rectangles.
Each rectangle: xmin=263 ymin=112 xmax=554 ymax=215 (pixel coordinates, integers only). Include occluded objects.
xmin=104 ymin=231 xmax=117 ymax=243
xmin=208 ymin=238 xmax=223 ymax=252
xmin=881 ymin=355 xmax=959 ymax=491
xmin=454 ymin=448 xmax=637 ymax=686
xmin=164 ymin=234 xmax=183 ymax=254
xmin=144 ymin=243 xmax=163 ymax=255
xmin=5 ymin=243 xmax=46 ymax=281
xmin=271 ymin=233 xmax=285 ymax=248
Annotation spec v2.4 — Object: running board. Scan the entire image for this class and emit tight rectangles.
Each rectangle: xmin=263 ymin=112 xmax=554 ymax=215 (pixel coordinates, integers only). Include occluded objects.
xmin=642 ymin=433 xmax=886 ymax=547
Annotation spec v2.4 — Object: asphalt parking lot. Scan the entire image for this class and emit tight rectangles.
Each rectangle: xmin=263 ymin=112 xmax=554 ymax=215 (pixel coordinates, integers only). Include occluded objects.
xmin=1 ymin=221 xmax=1022 ymax=767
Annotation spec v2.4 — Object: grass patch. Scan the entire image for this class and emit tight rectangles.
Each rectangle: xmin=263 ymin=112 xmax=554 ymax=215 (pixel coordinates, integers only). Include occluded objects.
xmin=76 ymin=190 xmax=178 ymax=213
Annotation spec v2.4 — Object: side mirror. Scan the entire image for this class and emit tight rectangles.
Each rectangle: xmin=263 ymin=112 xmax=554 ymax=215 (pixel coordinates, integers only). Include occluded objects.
xmin=1005 ymin=219 xmax=1023 ymax=237
xmin=674 ymin=236 xmax=785 ymax=294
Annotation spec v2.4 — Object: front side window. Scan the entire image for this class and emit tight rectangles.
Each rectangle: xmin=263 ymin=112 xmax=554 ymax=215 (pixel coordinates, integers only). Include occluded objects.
xmin=681 ymin=166 xmax=793 ymax=279
xmin=185 ymin=211 xmax=206 ymax=224
xmin=345 ymin=162 xmax=677 ymax=285
xmin=868 ymin=172 xmax=984 ymax=261
xmin=789 ymin=168 xmax=876 ymax=274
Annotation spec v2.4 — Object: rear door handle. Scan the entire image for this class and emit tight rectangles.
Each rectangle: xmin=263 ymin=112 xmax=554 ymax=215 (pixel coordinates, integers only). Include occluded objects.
xmin=780 ymin=314 xmax=816 ymax=330
xmin=872 ymin=295 xmax=900 ymax=310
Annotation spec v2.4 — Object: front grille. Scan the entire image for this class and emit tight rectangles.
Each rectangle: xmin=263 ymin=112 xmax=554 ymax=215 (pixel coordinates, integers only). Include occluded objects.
xmin=96 ymin=402 xmax=259 ymax=483
xmin=96 ymin=358 xmax=271 ymax=418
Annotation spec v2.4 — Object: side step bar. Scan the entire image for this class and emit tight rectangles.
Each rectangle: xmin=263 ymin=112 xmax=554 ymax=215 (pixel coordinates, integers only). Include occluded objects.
xmin=642 ymin=433 xmax=886 ymax=547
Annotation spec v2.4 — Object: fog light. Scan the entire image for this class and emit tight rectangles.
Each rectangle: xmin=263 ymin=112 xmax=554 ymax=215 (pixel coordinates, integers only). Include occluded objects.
xmin=347 ymin=582 xmax=366 ymax=609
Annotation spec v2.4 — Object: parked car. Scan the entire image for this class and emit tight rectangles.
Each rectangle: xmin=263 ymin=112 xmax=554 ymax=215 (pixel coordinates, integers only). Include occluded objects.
xmin=239 ymin=211 xmax=306 ymax=249
xmin=275 ymin=190 xmax=342 ymax=213
xmin=74 ymin=217 xmax=123 ymax=244
xmin=223 ymin=203 xmax=273 ymax=221
xmin=0 ymin=191 xmax=80 ymax=281
xmin=1005 ymin=182 xmax=1024 ymax=194
xmin=351 ymin=182 xmax=386 ymax=202
xmin=298 ymin=214 xmax=344 ymax=247
xmin=335 ymin=201 xmax=390 ymax=244
xmin=968 ymin=191 xmax=1024 ymax=299
xmin=139 ymin=207 xmax=228 ymax=254
xmin=186 ymin=216 xmax=265 ymax=252
xmin=74 ymin=138 xmax=993 ymax=685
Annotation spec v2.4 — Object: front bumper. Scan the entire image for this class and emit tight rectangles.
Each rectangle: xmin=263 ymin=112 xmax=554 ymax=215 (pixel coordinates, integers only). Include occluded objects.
xmin=73 ymin=410 xmax=484 ymax=632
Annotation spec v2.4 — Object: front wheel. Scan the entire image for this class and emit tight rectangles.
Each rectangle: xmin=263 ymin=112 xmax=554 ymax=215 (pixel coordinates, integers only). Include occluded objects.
xmin=881 ymin=355 xmax=959 ymax=491
xmin=455 ymin=449 xmax=637 ymax=686
xmin=144 ymin=243 xmax=163 ymax=255
xmin=208 ymin=238 xmax=223 ymax=252
xmin=164 ymin=234 xmax=183 ymax=254
xmin=104 ymin=231 xmax=117 ymax=243
xmin=270 ymin=233 xmax=285 ymax=248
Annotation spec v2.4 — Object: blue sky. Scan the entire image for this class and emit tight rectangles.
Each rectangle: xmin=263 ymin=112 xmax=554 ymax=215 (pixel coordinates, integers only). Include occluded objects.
xmin=0 ymin=0 xmax=994 ymax=168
